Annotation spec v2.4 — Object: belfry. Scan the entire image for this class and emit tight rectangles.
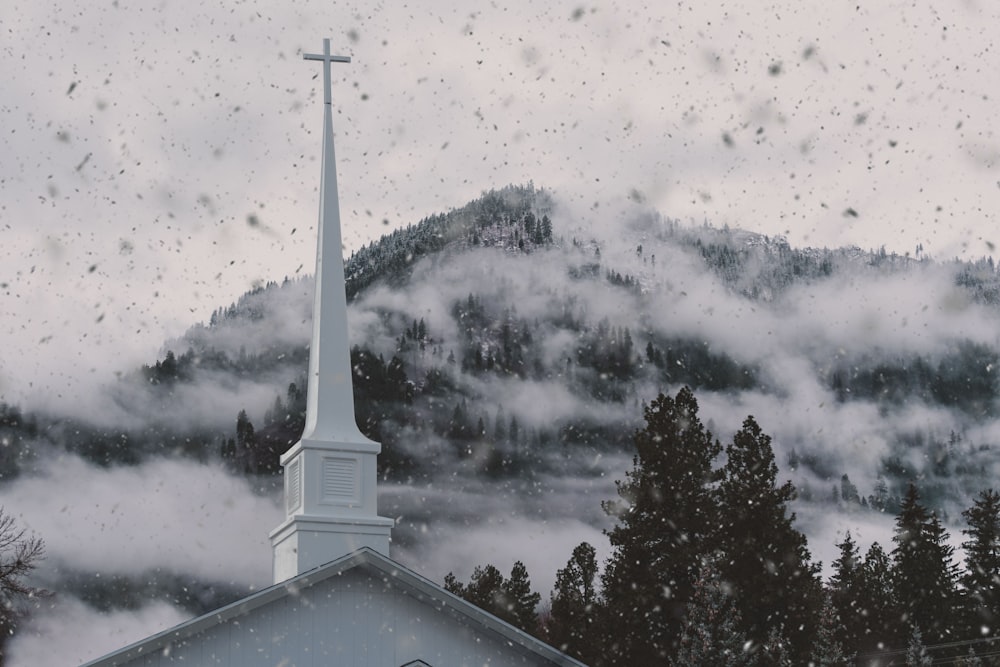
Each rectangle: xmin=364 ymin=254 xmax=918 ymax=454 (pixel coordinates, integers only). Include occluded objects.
xmin=268 ymin=38 xmax=393 ymax=583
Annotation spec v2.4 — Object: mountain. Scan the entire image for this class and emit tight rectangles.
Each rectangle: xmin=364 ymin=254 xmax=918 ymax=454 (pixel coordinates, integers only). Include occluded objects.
xmin=4 ymin=183 xmax=1000 ymax=654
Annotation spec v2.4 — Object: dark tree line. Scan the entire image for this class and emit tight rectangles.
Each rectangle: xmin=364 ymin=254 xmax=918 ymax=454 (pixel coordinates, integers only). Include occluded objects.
xmin=446 ymin=387 xmax=1000 ymax=666
xmin=444 ymin=561 xmax=540 ymax=632
xmin=448 ymin=387 xmax=821 ymax=664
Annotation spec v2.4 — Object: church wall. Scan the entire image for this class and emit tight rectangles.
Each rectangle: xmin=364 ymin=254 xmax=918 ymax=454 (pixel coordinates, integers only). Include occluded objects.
xmin=103 ymin=569 xmax=550 ymax=667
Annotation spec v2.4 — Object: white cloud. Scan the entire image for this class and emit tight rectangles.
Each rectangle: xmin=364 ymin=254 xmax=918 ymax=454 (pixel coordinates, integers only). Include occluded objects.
xmin=0 ymin=455 xmax=281 ymax=585
xmin=8 ymin=596 xmax=189 ymax=667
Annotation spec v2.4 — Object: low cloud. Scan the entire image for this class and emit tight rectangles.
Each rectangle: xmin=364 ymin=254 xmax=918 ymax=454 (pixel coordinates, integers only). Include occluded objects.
xmin=9 ymin=595 xmax=189 ymax=667
xmin=0 ymin=455 xmax=281 ymax=585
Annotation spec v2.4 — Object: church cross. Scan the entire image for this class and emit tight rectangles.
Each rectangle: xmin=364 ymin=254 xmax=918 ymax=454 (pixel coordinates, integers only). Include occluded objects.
xmin=303 ymin=38 xmax=351 ymax=105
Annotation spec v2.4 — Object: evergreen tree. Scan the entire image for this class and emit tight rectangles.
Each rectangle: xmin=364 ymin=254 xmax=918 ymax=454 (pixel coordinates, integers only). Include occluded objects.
xmin=892 ymin=483 xmax=959 ymax=645
xmin=716 ymin=416 xmax=823 ymax=662
xmin=857 ymin=541 xmax=896 ymax=660
xmin=761 ymin=626 xmax=793 ymax=667
xmin=870 ymin=475 xmax=889 ymax=512
xmin=444 ymin=563 xmax=504 ymax=610
xmin=671 ymin=562 xmax=755 ymax=667
xmin=448 ymin=402 xmax=470 ymax=440
xmin=385 ymin=355 xmax=411 ymax=401
xmin=546 ymin=542 xmax=600 ymax=663
xmin=840 ymin=474 xmax=860 ymax=505
xmin=505 ymin=561 xmax=541 ymax=632
xmin=287 ymin=381 xmax=303 ymax=412
xmin=443 ymin=561 xmax=540 ymax=636
xmin=904 ymin=625 xmax=932 ymax=667
xmin=961 ymin=489 xmax=1000 ymax=629
xmin=509 ymin=415 xmax=520 ymax=445
xmin=220 ymin=437 xmax=236 ymax=463
xmin=829 ymin=531 xmax=866 ymax=654
xmin=601 ymin=387 xmax=722 ymax=664
xmin=810 ymin=593 xmax=853 ymax=666
xmin=235 ymin=409 xmax=256 ymax=473
xmin=494 ymin=406 xmax=507 ymax=443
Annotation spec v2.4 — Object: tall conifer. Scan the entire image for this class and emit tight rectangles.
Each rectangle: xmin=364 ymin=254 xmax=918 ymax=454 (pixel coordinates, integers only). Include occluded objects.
xmin=961 ymin=489 xmax=1000 ymax=630
xmin=810 ymin=593 xmax=853 ymax=666
xmin=716 ymin=416 xmax=822 ymax=663
xmin=858 ymin=542 xmax=897 ymax=659
xmin=892 ymin=483 xmax=959 ymax=646
xmin=829 ymin=531 xmax=866 ymax=654
xmin=546 ymin=542 xmax=600 ymax=664
xmin=601 ymin=387 xmax=722 ymax=664
xmin=672 ymin=562 xmax=755 ymax=667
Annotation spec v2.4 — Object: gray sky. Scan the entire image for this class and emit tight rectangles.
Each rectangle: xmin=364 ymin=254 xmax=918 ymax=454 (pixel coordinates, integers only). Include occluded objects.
xmin=2 ymin=2 xmax=1000 ymax=661
xmin=2 ymin=0 xmax=999 ymax=409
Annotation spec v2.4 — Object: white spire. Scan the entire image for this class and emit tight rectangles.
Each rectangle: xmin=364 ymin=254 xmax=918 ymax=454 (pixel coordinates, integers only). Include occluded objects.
xmin=269 ymin=38 xmax=392 ymax=584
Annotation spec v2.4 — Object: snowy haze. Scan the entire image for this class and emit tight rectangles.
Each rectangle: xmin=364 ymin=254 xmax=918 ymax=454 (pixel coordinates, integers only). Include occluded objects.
xmin=3 ymin=0 xmax=1000 ymax=409
xmin=2 ymin=1 xmax=1000 ymax=665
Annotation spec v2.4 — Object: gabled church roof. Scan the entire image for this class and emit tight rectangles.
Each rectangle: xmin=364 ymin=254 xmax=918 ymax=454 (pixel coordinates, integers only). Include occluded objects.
xmin=81 ymin=547 xmax=588 ymax=667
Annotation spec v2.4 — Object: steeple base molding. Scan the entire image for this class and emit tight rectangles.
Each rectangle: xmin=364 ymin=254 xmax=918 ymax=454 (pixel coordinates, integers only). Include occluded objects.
xmin=270 ymin=514 xmax=392 ymax=582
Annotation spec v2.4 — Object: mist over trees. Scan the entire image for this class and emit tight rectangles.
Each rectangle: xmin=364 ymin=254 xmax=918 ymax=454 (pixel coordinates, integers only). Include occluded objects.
xmin=6 ymin=185 xmax=1000 ymax=660
xmin=449 ymin=387 xmax=1000 ymax=665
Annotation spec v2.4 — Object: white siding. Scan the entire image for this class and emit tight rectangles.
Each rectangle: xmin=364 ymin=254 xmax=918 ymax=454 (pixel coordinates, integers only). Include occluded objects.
xmin=110 ymin=570 xmax=548 ymax=667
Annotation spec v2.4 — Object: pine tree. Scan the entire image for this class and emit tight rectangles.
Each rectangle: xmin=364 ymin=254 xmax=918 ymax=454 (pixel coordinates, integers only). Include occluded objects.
xmin=892 ymin=483 xmax=959 ymax=645
xmin=235 ymin=409 xmax=256 ymax=473
xmin=540 ymin=214 xmax=553 ymax=241
xmin=494 ymin=405 xmax=506 ymax=443
xmin=505 ymin=561 xmax=541 ymax=632
xmin=271 ymin=394 xmax=286 ymax=423
xmin=601 ymin=387 xmax=722 ymax=664
xmin=762 ymin=626 xmax=793 ymax=667
xmin=857 ymin=541 xmax=897 ymax=659
xmin=904 ymin=625 xmax=932 ymax=667
xmin=716 ymin=416 xmax=823 ymax=662
xmin=672 ymin=562 xmax=755 ymax=667
xmin=810 ymin=593 xmax=853 ymax=666
xmin=546 ymin=542 xmax=600 ymax=663
xmin=386 ymin=355 xmax=410 ymax=401
xmin=840 ymin=474 xmax=860 ymax=505
xmin=961 ymin=489 xmax=1000 ymax=630
xmin=444 ymin=563 xmax=505 ymax=611
xmin=443 ymin=561 xmax=540 ymax=636
xmin=829 ymin=531 xmax=866 ymax=655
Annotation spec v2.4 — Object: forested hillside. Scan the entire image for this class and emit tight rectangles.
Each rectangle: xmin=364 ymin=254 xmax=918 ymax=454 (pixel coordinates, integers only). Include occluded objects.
xmin=4 ymin=184 xmax=1000 ymax=663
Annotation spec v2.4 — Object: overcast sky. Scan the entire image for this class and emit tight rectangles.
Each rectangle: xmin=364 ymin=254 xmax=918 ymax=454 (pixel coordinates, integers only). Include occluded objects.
xmin=2 ymin=2 xmax=1000 ymax=662
xmin=2 ymin=0 xmax=999 ymax=410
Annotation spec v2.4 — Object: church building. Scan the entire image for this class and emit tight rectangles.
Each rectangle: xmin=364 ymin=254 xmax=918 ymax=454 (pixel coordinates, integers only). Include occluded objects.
xmin=81 ymin=40 xmax=586 ymax=667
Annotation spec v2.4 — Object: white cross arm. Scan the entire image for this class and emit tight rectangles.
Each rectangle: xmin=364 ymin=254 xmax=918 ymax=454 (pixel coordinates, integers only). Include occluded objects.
xmin=303 ymin=53 xmax=351 ymax=63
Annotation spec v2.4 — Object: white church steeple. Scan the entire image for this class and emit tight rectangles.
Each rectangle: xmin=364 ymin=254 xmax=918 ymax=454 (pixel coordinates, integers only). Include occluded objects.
xmin=269 ymin=38 xmax=393 ymax=584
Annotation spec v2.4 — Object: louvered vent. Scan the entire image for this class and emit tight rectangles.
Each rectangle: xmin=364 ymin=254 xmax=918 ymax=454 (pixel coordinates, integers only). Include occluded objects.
xmin=322 ymin=457 xmax=358 ymax=503
xmin=286 ymin=458 xmax=302 ymax=513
